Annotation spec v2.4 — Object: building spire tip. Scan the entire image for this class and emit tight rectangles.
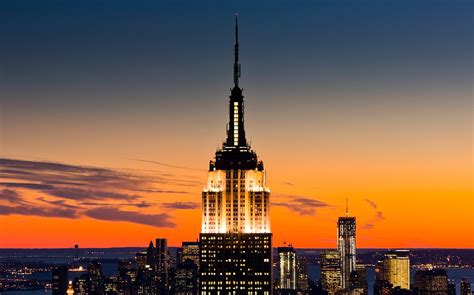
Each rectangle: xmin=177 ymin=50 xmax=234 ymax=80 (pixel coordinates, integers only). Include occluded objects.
xmin=233 ymin=14 xmax=241 ymax=88
xmin=346 ymin=197 xmax=349 ymax=217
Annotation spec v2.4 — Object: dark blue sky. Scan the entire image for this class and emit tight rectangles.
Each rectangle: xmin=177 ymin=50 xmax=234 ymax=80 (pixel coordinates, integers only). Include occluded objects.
xmin=1 ymin=0 xmax=472 ymax=161
xmin=1 ymin=0 xmax=472 ymax=107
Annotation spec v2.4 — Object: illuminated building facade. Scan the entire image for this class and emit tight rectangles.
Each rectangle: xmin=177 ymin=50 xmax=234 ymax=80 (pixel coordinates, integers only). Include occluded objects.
xmin=296 ymin=256 xmax=309 ymax=293
xmin=278 ymin=246 xmax=297 ymax=290
xmin=321 ymin=250 xmax=342 ymax=295
xmin=177 ymin=241 xmax=200 ymax=267
xmin=117 ymin=260 xmax=135 ymax=295
xmin=154 ymin=238 xmax=170 ymax=294
xmin=413 ymin=269 xmax=448 ymax=294
xmin=338 ymin=207 xmax=356 ymax=289
xmin=174 ymin=260 xmax=198 ymax=295
xmin=199 ymin=15 xmax=272 ymax=294
xmin=382 ymin=250 xmax=410 ymax=290
xmin=88 ymin=260 xmax=104 ymax=294
xmin=135 ymin=252 xmax=147 ymax=269
xmin=348 ymin=266 xmax=368 ymax=295
xmin=67 ymin=280 xmax=74 ymax=295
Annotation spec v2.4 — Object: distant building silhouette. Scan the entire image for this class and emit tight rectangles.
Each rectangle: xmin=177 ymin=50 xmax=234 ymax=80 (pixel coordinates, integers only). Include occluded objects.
xmin=135 ymin=251 xmax=147 ymax=270
xmin=155 ymin=238 xmax=170 ymax=294
xmin=74 ymin=244 xmax=79 ymax=260
xmin=117 ymin=260 xmax=134 ymax=295
xmin=348 ymin=267 xmax=368 ymax=295
xmin=296 ymin=255 xmax=309 ymax=293
xmin=52 ymin=265 xmax=68 ymax=295
xmin=413 ymin=269 xmax=449 ymax=294
xmin=72 ymin=260 xmax=103 ymax=295
xmin=373 ymin=260 xmax=392 ymax=295
xmin=133 ymin=239 xmax=171 ymax=294
xmin=88 ymin=260 xmax=104 ymax=294
xmin=174 ymin=259 xmax=198 ymax=295
xmin=461 ymin=277 xmax=472 ymax=295
xmin=448 ymin=279 xmax=456 ymax=295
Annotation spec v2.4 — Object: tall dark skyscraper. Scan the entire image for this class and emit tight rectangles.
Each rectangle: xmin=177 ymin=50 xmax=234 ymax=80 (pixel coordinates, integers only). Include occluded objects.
xmin=337 ymin=200 xmax=356 ymax=290
xmin=52 ymin=265 xmax=68 ymax=295
xmin=155 ymin=238 xmax=170 ymax=294
xmin=461 ymin=278 xmax=472 ymax=295
xmin=199 ymin=15 xmax=272 ymax=294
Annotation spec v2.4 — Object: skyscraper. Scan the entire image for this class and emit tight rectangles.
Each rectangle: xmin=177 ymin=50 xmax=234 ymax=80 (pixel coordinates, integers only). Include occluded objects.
xmin=461 ymin=277 xmax=472 ymax=295
xmin=413 ymin=269 xmax=448 ymax=294
xmin=296 ymin=256 xmax=309 ymax=293
xmin=320 ymin=250 xmax=342 ymax=295
xmin=199 ymin=15 xmax=272 ymax=294
xmin=155 ymin=238 xmax=170 ymax=294
xmin=278 ymin=245 xmax=297 ymax=291
xmin=374 ymin=260 xmax=392 ymax=295
xmin=349 ymin=266 xmax=368 ymax=295
xmin=177 ymin=241 xmax=200 ymax=267
xmin=88 ymin=260 xmax=104 ymax=294
xmin=337 ymin=201 xmax=356 ymax=290
xmin=52 ymin=265 xmax=68 ymax=295
xmin=135 ymin=251 xmax=147 ymax=270
xmin=117 ymin=260 xmax=134 ymax=295
xmin=382 ymin=250 xmax=410 ymax=290
xmin=174 ymin=259 xmax=199 ymax=295
xmin=448 ymin=280 xmax=456 ymax=295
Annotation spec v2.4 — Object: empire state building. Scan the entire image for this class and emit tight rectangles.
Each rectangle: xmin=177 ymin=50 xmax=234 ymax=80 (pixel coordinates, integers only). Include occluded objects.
xmin=199 ymin=16 xmax=272 ymax=294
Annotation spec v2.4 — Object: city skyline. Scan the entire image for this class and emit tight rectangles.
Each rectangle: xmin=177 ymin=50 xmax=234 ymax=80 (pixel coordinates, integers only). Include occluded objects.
xmin=1 ymin=0 xmax=473 ymax=249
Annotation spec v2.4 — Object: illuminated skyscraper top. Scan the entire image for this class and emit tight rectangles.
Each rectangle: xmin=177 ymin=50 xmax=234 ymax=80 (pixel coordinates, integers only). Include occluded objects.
xmin=338 ymin=201 xmax=356 ymax=290
xmin=383 ymin=250 xmax=410 ymax=290
xmin=199 ymin=16 xmax=273 ymax=294
xmin=210 ymin=14 xmax=261 ymax=171
xmin=202 ymin=14 xmax=270 ymax=234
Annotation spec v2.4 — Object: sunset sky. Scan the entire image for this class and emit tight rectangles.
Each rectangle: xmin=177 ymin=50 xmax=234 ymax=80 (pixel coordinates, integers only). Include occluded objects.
xmin=0 ymin=0 xmax=472 ymax=248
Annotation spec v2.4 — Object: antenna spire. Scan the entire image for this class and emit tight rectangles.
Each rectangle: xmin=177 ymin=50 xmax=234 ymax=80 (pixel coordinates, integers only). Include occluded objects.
xmin=233 ymin=13 xmax=241 ymax=88
xmin=346 ymin=197 xmax=349 ymax=217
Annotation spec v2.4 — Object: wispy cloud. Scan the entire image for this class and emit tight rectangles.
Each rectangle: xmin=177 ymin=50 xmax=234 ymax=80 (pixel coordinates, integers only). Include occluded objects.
xmin=48 ymin=188 xmax=140 ymax=201
xmin=80 ymin=200 xmax=157 ymax=208
xmin=0 ymin=204 xmax=78 ymax=218
xmin=0 ymin=158 xmax=197 ymax=192
xmin=84 ymin=207 xmax=175 ymax=228
xmin=0 ymin=189 xmax=24 ymax=203
xmin=364 ymin=198 xmax=377 ymax=209
xmin=362 ymin=198 xmax=386 ymax=230
xmin=0 ymin=190 xmax=79 ymax=219
xmin=161 ymin=202 xmax=200 ymax=210
xmin=273 ymin=196 xmax=331 ymax=216
xmin=0 ymin=158 xmax=199 ymax=228
xmin=131 ymin=159 xmax=205 ymax=172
